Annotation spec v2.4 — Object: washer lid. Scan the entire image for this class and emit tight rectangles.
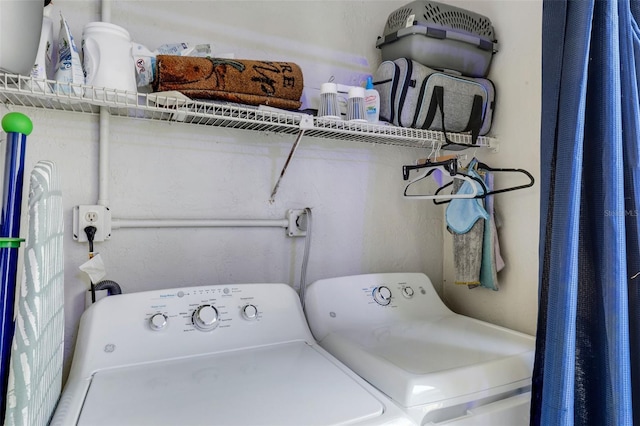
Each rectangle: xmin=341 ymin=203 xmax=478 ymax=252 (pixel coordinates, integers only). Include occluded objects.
xmin=78 ymin=342 xmax=384 ymax=426
xmin=319 ymin=315 xmax=535 ymax=407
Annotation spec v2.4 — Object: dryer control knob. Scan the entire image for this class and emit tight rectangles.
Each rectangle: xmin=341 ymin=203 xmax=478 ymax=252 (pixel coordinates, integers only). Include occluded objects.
xmin=402 ymin=286 xmax=415 ymax=298
xmin=192 ymin=305 xmax=219 ymax=331
xmin=372 ymin=286 xmax=392 ymax=306
xmin=241 ymin=304 xmax=258 ymax=321
xmin=149 ymin=313 xmax=168 ymax=330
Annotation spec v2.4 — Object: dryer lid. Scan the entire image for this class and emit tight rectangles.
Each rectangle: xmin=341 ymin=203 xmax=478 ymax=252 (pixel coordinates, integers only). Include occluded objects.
xmin=78 ymin=342 xmax=385 ymax=426
xmin=320 ymin=315 xmax=535 ymax=408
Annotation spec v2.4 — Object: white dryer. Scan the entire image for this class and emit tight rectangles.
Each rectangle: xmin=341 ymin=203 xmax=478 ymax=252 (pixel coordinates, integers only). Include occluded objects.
xmin=304 ymin=273 xmax=535 ymax=426
xmin=51 ymin=282 xmax=413 ymax=426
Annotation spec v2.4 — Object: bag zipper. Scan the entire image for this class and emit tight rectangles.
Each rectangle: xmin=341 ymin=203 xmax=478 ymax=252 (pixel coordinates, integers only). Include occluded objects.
xmin=396 ymin=58 xmax=414 ymax=128
xmin=388 ymin=61 xmax=401 ymax=124
xmin=373 ymin=61 xmax=399 ymax=123
xmin=412 ymin=75 xmax=431 ymax=128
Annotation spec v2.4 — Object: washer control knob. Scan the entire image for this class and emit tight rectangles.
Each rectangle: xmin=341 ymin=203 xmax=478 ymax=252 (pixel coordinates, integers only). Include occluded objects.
xmin=192 ymin=305 xmax=219 ymax=331
xmin=402 ymin=286 xmax=415 ymax=298
xmin=241 ymin=304 xmax=258 ymax=321
xmin=149 ymin=313 xmax=168 ymax=330
xmin=372 ymin=286 xmax=392 ymax=306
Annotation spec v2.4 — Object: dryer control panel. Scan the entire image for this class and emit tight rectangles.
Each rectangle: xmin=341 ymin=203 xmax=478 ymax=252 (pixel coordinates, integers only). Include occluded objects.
xmin=71 ymin=283 xmax=312 ymax=378
xmin=304 ymin=273 xmax=452 ymax=342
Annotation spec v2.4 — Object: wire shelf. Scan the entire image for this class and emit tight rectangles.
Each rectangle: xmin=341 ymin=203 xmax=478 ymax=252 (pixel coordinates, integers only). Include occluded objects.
xmin=0 ymin=73 xmax=497 ymax=150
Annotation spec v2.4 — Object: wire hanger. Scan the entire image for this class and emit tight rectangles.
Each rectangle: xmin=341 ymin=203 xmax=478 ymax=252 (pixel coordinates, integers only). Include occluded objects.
xmin=432 ymin=159 xmax=534 ymax=204
xmin=403 ymin=158 xmax=487 ymax=200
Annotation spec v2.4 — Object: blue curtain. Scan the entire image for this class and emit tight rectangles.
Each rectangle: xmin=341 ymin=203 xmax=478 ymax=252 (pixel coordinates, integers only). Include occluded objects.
xmin=532 ymin=0 xmax=640 ymax=424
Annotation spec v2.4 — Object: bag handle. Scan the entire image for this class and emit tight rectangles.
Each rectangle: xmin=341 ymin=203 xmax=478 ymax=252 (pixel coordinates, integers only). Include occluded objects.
xmin=463 ymin=94 xmax=484 ymax=145
xmin=425 ymin=86 xmax=484 ymax=150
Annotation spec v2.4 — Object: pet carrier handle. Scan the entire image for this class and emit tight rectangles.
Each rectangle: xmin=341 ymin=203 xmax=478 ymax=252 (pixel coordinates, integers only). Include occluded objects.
xmin=420 ymin=25 xmax=497 ymax=52
xmin=376 ymin=23 xmax=499 ymax=53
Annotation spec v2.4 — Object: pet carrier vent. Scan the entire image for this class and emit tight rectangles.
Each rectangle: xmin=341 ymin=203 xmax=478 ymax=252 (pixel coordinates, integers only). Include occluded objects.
xmin=423 ymin=3 xmax=494 ymax=38
xmin=386 ymin=7 xmax=414 ymax=33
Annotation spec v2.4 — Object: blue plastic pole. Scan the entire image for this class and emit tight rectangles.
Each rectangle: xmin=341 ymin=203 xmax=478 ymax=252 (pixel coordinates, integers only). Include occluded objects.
xmin=0 ymin=112 xmax=31 ymax=419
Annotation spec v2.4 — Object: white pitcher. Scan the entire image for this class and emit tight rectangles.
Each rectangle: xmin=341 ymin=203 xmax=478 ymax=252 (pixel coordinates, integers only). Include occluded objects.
xmin=82 ymin=22 xmax=136 ymax=95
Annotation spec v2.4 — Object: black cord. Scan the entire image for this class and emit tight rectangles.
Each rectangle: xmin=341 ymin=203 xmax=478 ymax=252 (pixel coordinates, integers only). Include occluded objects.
xmin=84 ymin=226 xmax=96 ymax=254
xmin=84 ymin=226 xmax=97 ymax=303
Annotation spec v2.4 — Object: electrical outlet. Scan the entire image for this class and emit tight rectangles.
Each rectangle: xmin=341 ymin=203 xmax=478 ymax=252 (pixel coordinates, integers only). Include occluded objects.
xmin=84 ymin=210 xmax=98 ymax=223
xmin=286 ymin=209 xmax=307 ymax=237
xmin=73 ymin=205 xmax=112 ymax=242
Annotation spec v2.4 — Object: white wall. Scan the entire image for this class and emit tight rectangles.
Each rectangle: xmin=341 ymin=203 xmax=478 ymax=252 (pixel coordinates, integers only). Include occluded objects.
xmin=0 ymin=0 xmax=541 ymax=378
xmin=442 ymin=0 xmax=541 ymax=336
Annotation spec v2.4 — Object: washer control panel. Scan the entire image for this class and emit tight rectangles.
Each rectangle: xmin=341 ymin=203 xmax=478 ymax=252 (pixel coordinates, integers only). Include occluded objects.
xmin=142 ymin=285 xmax=270 ymax=334
xmin=73 ymin=283 xmax=313 ymax=376
xmin=304 ymin=273 xmax=453 ymax=341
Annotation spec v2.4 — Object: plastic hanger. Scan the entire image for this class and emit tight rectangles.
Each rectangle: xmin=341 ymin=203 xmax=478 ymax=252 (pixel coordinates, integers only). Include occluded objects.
xmin=474 ymin=161 xmax=535 ymax=195
xmin=403 ymin=158 xmax=487 ymax=200
xmin=431 ymin=159 xmax=534 ymax=204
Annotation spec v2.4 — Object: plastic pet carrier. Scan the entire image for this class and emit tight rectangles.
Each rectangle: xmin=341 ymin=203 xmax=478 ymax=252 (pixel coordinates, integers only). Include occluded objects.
xmin=376 ymin=1 xmax=498 ymax=78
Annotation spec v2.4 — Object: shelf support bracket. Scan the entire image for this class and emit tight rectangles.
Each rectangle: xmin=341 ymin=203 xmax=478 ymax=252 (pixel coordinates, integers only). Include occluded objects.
xmin=269 ymin=115 xmax=314 ymax=202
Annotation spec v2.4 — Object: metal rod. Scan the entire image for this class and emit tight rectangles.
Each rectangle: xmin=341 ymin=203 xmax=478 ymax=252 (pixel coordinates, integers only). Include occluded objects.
xmin=112 ymin=218 xmax=289 ymax=229
xmin=270 ymin=129 xmax=305 ymax=202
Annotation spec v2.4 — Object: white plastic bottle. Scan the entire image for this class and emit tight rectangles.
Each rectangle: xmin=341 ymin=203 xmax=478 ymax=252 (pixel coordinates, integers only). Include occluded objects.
xmin=364 ymin=76 xmax=380 ymax=124
xmin=27 ymin=3 xmax=55 ymax=91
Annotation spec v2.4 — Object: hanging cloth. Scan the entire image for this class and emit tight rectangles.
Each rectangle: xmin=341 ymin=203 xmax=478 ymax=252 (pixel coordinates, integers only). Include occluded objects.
xmin=446 ymin=159 xmax=489 ymax=287
xmin=445 ymin=160 xmax=489 ymax=233
xmin=479 ymin=172 xmax=504 ymax=291
xmin=532 ymin=1 xmax=639 ymax=424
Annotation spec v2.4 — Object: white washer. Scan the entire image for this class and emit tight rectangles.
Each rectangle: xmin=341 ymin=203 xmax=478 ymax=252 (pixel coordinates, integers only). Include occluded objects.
xmin=304 ymin=273 xmax=535 ymax=426
xmin=51 ymin=283 xmax=413 ymax=426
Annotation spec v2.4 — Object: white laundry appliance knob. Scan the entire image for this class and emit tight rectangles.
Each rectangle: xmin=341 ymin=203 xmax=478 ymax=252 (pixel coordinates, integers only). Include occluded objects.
xmin=241 ymin=304 xmax=258 ymax=321
xmin=192 ymin=305 xmax=219 ymax=331
xmin=149 ymin=313 xmax=168 ymax=330
xmin=402 ymin=286 xmax=415 ymax=298
xmin=372 ymin=286 xmax=392 ymax=306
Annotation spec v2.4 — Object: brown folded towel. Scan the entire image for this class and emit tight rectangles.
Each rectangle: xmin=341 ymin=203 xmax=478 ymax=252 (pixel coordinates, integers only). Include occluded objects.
xmin=153 ymin=55 xmax=304 ymax=110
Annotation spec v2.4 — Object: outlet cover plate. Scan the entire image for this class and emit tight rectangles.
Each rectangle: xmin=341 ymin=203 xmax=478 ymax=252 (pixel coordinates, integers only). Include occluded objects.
xmin=73 ymin=205 xmax=112 ymax=242
xmin=286 ymin=209 xmax=307 ymax=237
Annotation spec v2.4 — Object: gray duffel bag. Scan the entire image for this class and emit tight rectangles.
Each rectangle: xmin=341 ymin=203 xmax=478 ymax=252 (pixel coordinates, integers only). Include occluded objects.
xmin=374 ymin=58 xmax=495 ymax=147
